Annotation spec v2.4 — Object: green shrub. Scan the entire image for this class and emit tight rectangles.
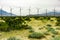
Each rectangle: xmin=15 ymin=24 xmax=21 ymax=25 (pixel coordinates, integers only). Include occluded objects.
xmin=46 ymin=27 xmax=58 ymax=35
xmin=52 ymin=36 xmax=60 ymax=40
xmin=28 ymin=32 xmax=45 ymax=39
xmin=7 ymin=37 xmax=20 ymax=40
xmin=56 ymin=28 xmax=60 ymax=30
xmin=0 ymin=17 xmax=32 ymax=31
xmin=39 ymin=17 xmax=50 ymax=20
xmin=27 ymin=26 xmax=34 ymax=33
xmin=39 ymin=27 xmax=43 ymax=30
xmin=50 ymin=28 xmax=58 ymax=35
xmin=0 ymin=22 xmax=8 ymax=31
xmin=43 ymin=32 xmax=50 ymax=35
xmin=50 ymin=20 xmax=54 ymax=21
xmin=24 ymin=26 xmax=32 ymax=29
xmin=46 ymin=24 xmax=51 ymax=27
xmin=52 ymin=35 xmax=55 ymax=38
xmin=45 ymin=26 xmax=52 ymax=31
xmin=56 ymin=23 xmax=60 ymax=26
xmin=33 ymin=16 xmax=40 ymax=20
xmin=56 ymin=17 xmax=60 ymax=26
xmin=24 ymin=17 xmax=31 ymax=21
xmin=29 ymin=29 xmax=34 ymax=33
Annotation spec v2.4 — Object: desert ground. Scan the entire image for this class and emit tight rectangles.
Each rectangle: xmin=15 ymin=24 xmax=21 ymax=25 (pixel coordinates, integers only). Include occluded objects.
xmin=0 ymin=16 xmax=60 ymax=40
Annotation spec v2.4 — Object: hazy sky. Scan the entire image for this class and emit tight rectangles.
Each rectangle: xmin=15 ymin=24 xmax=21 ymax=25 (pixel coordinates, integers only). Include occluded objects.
xmin=0 ymin=0 xmax=60 ymax=8
xmin=0 ymin=0 xmax=60 ymax=16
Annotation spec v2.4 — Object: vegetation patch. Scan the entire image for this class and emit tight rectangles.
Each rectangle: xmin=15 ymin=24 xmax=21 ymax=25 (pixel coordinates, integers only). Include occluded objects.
xmin=45 ymin=26 xmax=58 ymax=35
xmin=0 ymin=17 xmax=60 ymax=40
xmin=7 ymin=37 xmax=20 ymax=40
xmin=28 ymin=32 xmax=45 ymax=39
xmin=46 ymin=24 xmax=52 ymax=27
xmin=56 ymin=28 xmax=60 ymax=30
xmin=0 ymin=17 xmax=31 ymax=32
xmin=52 ymin=36 xmax=60 ymax=40
xmin=0 ymin=22 xmax=8 ymax=32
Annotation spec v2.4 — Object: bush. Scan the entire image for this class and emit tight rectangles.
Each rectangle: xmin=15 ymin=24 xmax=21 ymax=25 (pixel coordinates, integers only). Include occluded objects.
xmin=29 ymin=29 xmax=34 ymax=33
xmin=2 ymin=17 xmax=30 ymax=31
xmin=50 ymin=20 xmax=54 ymax=21
xmin=39 ymin=27 xmax=43 ymax=30
xmin=49 ymin=28 xmax=58 ymax=35
xmin=45 ymin=26 xmax=58 ymax=35
xmin=27 ymin=26 xmax=34 ymax=33
xmin=33 ymin=16 xmax=40 ymax=20
xmin=52 ymin=36 xmax=60 ymax=40
xmin=7 ymin=37 xmax=20 ymax=40
xmin=28 ymin=32 xmax=45 ymax=39
xmin=0 ymin=17 xmax=32 ymax=31
xmin=56 ymin=17 xmax=60 ymax=26
xmin=45 ymin=26 xmax=52 ymax=31
xmin=24 ymin=17 xmax=31 ymax=21
xmin=43 ymin=32 xmax=50 ymax=35
xmin=56 ymin=23 xmax=60 ymax=26
xmin=56 ymin=28 xmax=60 ymax=30
xmin=52 ymin=35 xmax=55 ymax=37
xmin=46 ymin=24 xmax=51 ymax=27
xmin=0 ymin=22 xmax=8 ymax=31
xmin=24 ymin=26 xmax=32 ymax=29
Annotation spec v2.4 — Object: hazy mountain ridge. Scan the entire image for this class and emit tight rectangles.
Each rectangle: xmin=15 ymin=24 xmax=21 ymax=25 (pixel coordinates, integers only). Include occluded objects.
xmin=27 ymin=12 xmax=60 ymax=16
xmin=0 ymin=9 xmax=16 ymax=16
xmin=0 ymin=9 xmax=60 ymax=16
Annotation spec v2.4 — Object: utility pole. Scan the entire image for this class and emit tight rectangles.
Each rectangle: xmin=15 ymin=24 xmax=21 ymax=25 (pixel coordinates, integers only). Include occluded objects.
xmin=29 ymin=8 xmax=31 ymax=17
xmin=10 ymin=8 xmax=12 ymax=16
xmin=20 ymin=8 xmax=21 ymax=16
xmin=29 ymin=8 xmax=30 ymax=16
xmin=37 ymin=8 xmax=39 ymax=16
xmin=46 ymin=9 xmax=47 ymax=16
xmin=54 ymin=8 xmax=55 ymax=16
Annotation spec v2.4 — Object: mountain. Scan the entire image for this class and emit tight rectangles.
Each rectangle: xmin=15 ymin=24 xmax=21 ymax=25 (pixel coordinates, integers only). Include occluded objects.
xmin=27 ymin=12 xmax=60 ymax=16
xmin=0 ymin=9 xmax=16 ymax=16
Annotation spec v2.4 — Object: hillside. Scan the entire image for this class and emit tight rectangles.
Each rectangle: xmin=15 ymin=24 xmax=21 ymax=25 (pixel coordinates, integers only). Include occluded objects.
xmin=0 ymin=9 xmax=16 ymax=16
xmin=27 ymin=12 xmax=60 ymax=16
